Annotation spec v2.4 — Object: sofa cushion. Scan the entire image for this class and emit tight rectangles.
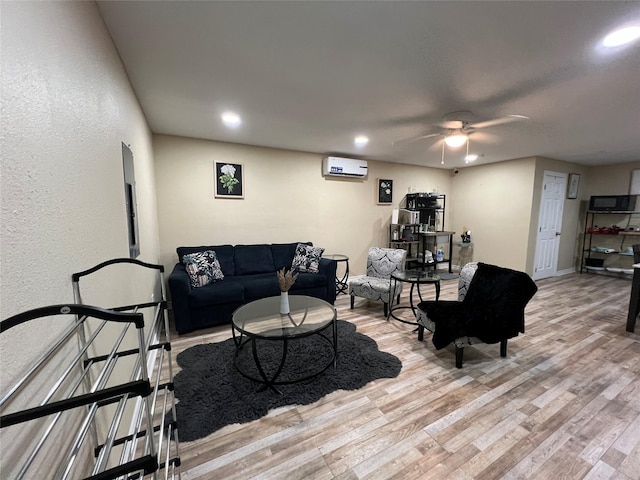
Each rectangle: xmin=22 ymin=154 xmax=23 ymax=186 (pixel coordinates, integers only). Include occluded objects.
xmin=291 ymin=272 xmax=328 ymax=290
xmin=235 ymin=244 xmax=275 ymax=276
xmin=182 ymin=250 xmax=225 ymax=288
xmin=177 ymin=245 xmax=235 ymax=276
xmin=188 ymin=279 xmax=244 ymax=308
xmin=271 ymin=242 xmax=311 ymax=270
xmin=292 ymin=243 xmax=325 ymax=273
xmin=233 ymin=273 xmax=281 ymax=300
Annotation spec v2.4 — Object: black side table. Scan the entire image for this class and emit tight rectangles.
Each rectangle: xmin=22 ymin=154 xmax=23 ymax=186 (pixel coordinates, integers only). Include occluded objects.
xmin=388 ymin=270 xmax=440 ymax=325
xmin=322 ymin=254 xmax=350 ymax=295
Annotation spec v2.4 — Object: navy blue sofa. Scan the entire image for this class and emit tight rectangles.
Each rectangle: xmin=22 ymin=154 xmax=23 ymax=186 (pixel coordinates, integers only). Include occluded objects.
xmin=168 ymin=242 xmax=337 ymax=334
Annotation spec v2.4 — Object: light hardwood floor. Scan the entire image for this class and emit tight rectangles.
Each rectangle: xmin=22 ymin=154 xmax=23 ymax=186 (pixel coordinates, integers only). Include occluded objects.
xmin=168 ymin=272 xmax=640 ymax=480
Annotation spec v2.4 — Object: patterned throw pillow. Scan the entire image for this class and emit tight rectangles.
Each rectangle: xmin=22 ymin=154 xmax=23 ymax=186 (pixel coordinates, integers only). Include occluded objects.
xmin=182 ymin=250 xmax=224 ymax=288
xmin=291 ymin=243 xmax=325 ymax=273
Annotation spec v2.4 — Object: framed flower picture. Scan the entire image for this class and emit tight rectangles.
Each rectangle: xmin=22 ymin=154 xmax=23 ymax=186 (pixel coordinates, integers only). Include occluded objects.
xmin=215 ymin=162 xmax=244 ymax=198
xmin=378 ymin=179 xmax=393 ymax=204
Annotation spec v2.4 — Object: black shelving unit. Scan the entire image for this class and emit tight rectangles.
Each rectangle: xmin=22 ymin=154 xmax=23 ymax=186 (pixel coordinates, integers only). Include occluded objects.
xmin=581 ymin=210 xmax=640 ymax=276
xmin=389 ymin=223 xmax=424 ymax=268
xmin=406 ymin=192 xmax=446 ymax=231
xmin=420 ymin=231 xmax=456 ymax=274
xmin=400 ymin=193 xmax=455 ymax=273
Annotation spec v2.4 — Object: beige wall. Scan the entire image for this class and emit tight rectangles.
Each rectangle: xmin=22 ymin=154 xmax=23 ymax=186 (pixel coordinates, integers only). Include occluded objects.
xmin=543 ymin=160 xmax=640 ymax=272
xmin=2 ymin=1 xmax=639 ymax=474
xmin=450 ymin=157 xmax=640 ymax=276
xmin=449 ymin=157 xmax=537 ymax=271
xmin=1 ymin=2 xmax=159 ymax=475
xmin=525 ymin=159 xmax=640 ymax=275
xmin=154 ymin=135 xmax=453 ymax=276
xmin=155 ymin=135 xmax=640 ymax=279
xmin=583 ymin=162 xmax=640 ymax=198
xmin=528 ymin=158 xmax=590 ymax=274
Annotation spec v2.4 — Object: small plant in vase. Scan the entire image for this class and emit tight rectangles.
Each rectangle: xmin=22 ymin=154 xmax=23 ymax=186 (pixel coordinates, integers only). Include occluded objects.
xmin=277 ymin=268 xmax=298 ymax=314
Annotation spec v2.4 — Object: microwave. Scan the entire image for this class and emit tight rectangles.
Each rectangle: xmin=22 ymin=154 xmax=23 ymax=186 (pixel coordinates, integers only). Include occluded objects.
xmin=589 ymin=195 xmax=637 ymax=212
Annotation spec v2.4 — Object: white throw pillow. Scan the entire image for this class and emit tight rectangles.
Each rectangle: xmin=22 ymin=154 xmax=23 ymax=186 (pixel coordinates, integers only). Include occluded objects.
xmin=291 ymin=243 xmax=325 ymax=273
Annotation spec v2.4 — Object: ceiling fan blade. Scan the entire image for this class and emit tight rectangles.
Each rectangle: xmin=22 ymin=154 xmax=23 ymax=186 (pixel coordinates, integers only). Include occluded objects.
xmin=470 ymin=115 xmax=529 ymax=129
xmin=393 ymin=132 xmax=441 ymax=146
xmin=427 ymin=138 xmax=444 ymax=152
xmin=435 ymin=120 xmax=464 ymax=130
xmin=469 ymin=131 xmax=499 ymax=143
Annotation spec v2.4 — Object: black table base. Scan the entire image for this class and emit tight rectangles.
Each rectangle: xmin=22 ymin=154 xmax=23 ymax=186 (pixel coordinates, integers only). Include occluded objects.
xmin=232 ymin=319 xmax=337 ymax=394
xmin=388 ymin=273 xmax=440 ymax=326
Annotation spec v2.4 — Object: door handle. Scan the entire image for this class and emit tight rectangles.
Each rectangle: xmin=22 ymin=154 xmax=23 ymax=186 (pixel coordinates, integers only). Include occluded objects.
xmin=555 ymin=232 xmax=561 ymax=236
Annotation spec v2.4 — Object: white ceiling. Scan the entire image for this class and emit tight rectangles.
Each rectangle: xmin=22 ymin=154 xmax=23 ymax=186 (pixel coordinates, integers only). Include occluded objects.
xmin=98 ymin=1 xmax=640 ymax=169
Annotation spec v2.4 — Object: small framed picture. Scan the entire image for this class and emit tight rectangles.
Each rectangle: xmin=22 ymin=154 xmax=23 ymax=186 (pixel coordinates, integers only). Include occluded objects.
xmin=378 ymin=179 xmax=393 ymax=204
xmin=630 ymin=169 xmax=640 ymax=195
xmin=567 ymin=173 xmax=580 ymax=199
xmin=215 ymin=162 xmax=244 ymax=198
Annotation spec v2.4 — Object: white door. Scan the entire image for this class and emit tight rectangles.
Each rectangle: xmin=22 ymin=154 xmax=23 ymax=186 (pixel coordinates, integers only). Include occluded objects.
xmin=533 ymin=171 xmax=567 ymax=280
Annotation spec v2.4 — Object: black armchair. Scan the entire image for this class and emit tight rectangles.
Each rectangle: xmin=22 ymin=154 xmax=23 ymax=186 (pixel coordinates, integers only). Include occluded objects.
xmin=416 ymin=262 xmax=537 ymax=368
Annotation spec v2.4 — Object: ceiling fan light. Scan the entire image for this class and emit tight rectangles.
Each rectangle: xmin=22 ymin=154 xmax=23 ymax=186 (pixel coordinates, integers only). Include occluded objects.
xmin=444 ymin=133 xmax=468 ymax=148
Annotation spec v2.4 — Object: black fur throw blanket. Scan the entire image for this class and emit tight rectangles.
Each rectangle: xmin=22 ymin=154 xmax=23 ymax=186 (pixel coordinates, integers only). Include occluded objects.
xmin=419 ymin=263 xmax=538 ymax=350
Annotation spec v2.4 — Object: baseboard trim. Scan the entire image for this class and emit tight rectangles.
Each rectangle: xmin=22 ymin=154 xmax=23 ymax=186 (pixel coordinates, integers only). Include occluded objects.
xmin=556 ymin=267 xmax=576 ymax=276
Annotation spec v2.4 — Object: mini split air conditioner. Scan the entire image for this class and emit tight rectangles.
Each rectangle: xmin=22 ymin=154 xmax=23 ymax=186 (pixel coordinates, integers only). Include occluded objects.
xmin=322 ymin=156 xmax=368 ymax=178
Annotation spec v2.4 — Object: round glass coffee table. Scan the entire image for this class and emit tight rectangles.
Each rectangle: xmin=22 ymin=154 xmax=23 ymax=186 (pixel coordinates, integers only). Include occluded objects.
xmin=389 ymin=270 xmax=440 ymax=325
xmin=231 ymin=295 xmax=337 ymax=393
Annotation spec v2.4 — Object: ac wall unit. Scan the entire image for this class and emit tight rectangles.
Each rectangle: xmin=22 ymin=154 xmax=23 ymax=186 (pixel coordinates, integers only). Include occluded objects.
xmin=322 ymin=156 xmax=368 ymax=178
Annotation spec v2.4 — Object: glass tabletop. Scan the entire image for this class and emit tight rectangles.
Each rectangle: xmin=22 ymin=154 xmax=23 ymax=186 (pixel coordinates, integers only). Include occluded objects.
xmin=232 ymin=295 xmax=336 ymax=339
xmin=392 ymin=270 xmax=440 ymax=283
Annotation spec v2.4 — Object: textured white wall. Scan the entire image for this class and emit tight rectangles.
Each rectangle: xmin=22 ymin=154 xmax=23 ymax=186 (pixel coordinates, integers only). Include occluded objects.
xmin=0 ymin=0 xmax=159 ymax=434
xmin=153 ymin=134 xmax=453 ymax=277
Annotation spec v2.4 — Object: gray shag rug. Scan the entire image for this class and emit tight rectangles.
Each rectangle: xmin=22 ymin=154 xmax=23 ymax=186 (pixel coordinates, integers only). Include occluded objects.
xmin=173 ymin=320 xmax=402 ymax=441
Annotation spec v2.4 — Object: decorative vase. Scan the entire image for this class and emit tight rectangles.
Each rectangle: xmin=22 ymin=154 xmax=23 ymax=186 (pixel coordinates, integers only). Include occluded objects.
xmin=280 ymin=291 xmax=290 ymax=315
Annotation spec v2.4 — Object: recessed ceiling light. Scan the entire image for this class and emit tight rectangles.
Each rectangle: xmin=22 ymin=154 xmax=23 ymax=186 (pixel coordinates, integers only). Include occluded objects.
xmin=354 ymin=135 xmax=369 ymax=147
xmin=602 ymin=25 xmax=640 ymax=47
xmin=465 ymin=154 xmax=478 ymax=163
xmin=221 ymin=111 xmax=242 ymax=128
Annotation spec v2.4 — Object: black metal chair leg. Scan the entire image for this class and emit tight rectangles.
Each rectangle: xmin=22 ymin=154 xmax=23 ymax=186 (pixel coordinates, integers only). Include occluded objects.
xmin=500 ymin=339 xmax=507 ymax=357
xmin=383 ymin=302 xmax=388 ymax=317
xmin=455 ymin=346 xmax=463 ymax=368
xmin=350 ymin=295 xmax=354 ymax=309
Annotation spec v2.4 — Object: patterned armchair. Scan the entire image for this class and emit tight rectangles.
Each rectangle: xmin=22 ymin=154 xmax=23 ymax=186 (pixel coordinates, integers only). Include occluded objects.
xmin=348 ymin=247 xmax=407 ymax=317
xmin=416 ymin=262 xmax=537 ymax=368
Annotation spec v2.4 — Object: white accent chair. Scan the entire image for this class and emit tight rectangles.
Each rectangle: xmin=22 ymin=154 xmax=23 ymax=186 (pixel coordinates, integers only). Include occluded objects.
xmin=348 ymin=247 xmax=407 ymax=317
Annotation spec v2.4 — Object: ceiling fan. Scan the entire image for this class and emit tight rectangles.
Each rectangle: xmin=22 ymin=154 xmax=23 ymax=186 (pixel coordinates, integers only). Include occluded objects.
xmin=394 ymin=110 xmax=530 ymax=150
